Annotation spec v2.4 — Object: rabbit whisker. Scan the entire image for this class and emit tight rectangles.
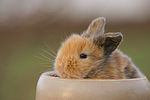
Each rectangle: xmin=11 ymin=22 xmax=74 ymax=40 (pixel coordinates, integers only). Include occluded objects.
xmin=43 ymin=41 xmax=57 ymax=55
xmin=40 ymin=63 xmax=53 ymax=64
xmin=39 ymin=52 xmax=54 ymax=61
xmin=35 ymin=68 xmax=54 ymax=76
xmin=40 ymin=48 xmax=55 ymax=58
xmin=40 ymin=65 xmax=54 ymax=68
xmin=40 ymin=64 xmax=53 ymax=66
xmin=35 ymin=56 xmax=53 ymax=62
xmin=40 ymin=48 xmax=56 ymax=58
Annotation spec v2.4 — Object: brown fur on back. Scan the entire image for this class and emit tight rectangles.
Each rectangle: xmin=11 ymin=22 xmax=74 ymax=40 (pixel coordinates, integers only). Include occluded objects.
xmin=88 ymin=50 xmax=143 ymax=79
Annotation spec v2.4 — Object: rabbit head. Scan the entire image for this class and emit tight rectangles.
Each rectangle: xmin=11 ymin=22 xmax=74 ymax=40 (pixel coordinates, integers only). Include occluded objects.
xmin=54 ymin=17 xmax=123 ymax=78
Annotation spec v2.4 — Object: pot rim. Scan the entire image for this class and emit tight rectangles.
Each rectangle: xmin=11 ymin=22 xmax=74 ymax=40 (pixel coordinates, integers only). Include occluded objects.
xmin=41 ymin=71 xmax=147 ymax=82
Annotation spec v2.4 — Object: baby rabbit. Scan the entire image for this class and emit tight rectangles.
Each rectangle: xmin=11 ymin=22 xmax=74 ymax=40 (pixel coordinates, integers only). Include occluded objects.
xmin=54 ymin=17 xmax=143 ymax=79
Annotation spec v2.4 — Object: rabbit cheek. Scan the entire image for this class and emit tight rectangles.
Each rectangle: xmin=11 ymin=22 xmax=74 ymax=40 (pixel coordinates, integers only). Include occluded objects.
xmin=63 ymin=59 xmax=81 ymax=78
xmin=55 ymin=64 xmax=65 ymax=78
xmin=54 ymin=59 xmax=67 ymax=78
xmin=76 ymin=61 xmax=92 ymax=78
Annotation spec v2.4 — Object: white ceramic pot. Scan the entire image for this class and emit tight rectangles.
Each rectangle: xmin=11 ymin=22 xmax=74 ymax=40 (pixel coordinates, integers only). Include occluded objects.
xmin=36 ymin=71 xmax=150 ymax=100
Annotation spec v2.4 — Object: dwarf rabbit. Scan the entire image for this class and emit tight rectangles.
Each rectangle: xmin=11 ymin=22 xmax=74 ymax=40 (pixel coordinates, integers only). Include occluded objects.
xmin=54 ymin=17 xmax=143 ymax=79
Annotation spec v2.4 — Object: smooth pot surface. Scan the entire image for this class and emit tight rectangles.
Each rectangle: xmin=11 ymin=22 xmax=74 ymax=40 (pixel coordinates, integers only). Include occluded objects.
xmin=36 ymin=71 xmax=150 ymax=100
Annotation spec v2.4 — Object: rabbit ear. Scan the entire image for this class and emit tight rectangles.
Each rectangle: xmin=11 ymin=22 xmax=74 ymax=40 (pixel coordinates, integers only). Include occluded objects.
xmin=82 ymin=17 xmax=106 ymax=38
xmin=103 ymin=33 xmax=123 ymax=55
xmin=94 ymin=32 xmax=123 ymax=55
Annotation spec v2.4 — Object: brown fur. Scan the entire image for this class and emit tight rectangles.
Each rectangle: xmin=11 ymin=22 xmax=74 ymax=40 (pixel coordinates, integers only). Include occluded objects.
xmin=54 ymin=17 xmax=143 ymax=79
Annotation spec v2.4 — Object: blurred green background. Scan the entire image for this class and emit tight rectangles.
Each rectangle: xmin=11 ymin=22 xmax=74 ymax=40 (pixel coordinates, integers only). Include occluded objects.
xmin=0 ymin=1 xmax=150 ymax=100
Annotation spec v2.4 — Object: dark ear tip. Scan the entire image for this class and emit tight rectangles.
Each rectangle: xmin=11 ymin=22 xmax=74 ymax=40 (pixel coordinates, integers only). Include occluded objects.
xmin=103 ymin=32 xmax=123 ymax=55
xmin=112 ymin=32 xmax=123 ymax=42
xmin=116 ymin=32 xmax=123 ymax=40
xmin=105 ymin=32 xmax=123 ymax=38
xmin=104 ymin=32 xmax=123 ymax=44
xmin=116 ymin=32 xmax=123 ymax=36
xmin=115 ymin=32 xmax=123 ymax=37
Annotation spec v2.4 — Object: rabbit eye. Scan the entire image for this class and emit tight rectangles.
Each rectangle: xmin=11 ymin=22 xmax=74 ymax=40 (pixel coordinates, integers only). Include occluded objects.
xmin=80 ymin=53 xmax=87 ymax=59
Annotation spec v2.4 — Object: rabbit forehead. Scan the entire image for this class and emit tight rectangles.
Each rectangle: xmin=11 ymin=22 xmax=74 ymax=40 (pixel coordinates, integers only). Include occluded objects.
xmin=57 ymin=34 xmax=103 ymax=60
xmin=59 ymin=34 xmax=92 ymax=56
